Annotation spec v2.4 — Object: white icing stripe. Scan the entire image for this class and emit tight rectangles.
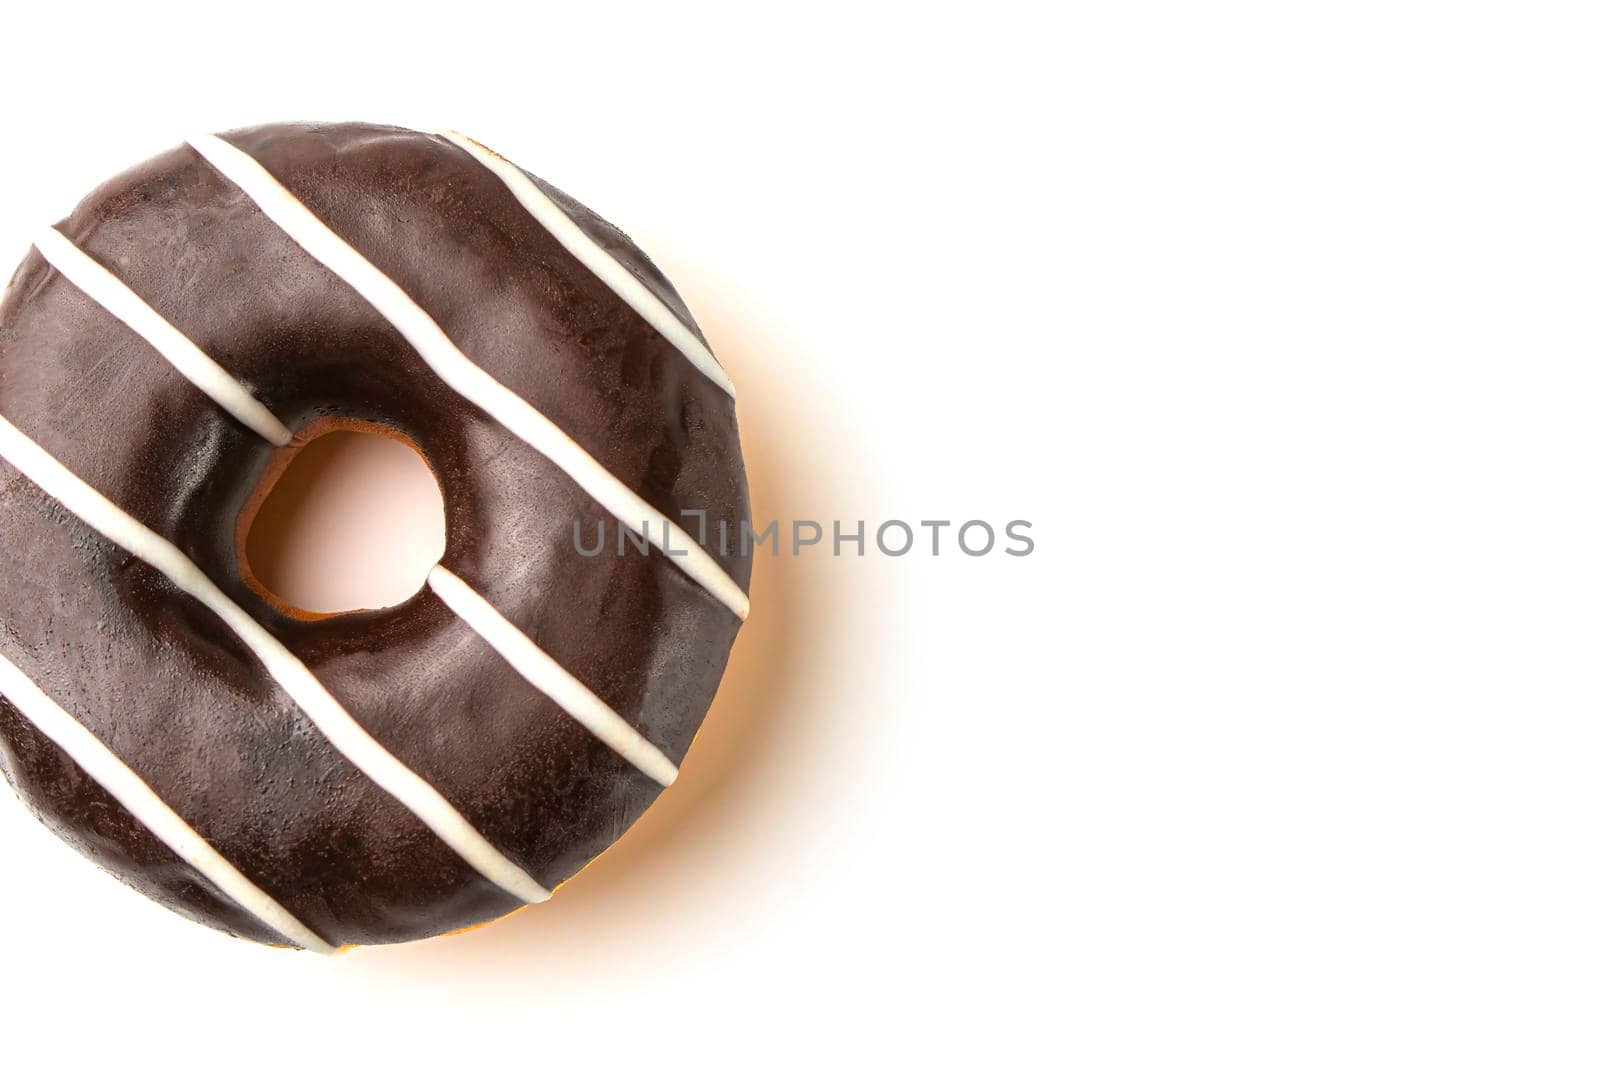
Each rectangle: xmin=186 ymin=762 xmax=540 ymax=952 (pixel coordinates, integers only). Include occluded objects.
xmin=32 ymin=227 xmax=292 ymax=448
xmin=428 ymin=566 xmax=679 ymax=787
xmin=0 ymin=650 xmax=336 ymax=953
xmin=437 ymin=130 xmax=737 ymax=400
xmin=188 ymin=132 xmax=751 ymax=622
xmin=0 ymin=414 xmax=551 ymax=905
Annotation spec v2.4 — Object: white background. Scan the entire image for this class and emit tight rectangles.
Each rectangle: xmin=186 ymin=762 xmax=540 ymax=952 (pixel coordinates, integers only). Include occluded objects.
xmin=0 ymin=3 xmax=1595 ymax=1063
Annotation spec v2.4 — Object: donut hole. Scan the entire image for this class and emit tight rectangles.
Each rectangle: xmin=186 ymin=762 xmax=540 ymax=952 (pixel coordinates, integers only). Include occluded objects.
xmin=241 ymin=425 xmax=446 ymax=616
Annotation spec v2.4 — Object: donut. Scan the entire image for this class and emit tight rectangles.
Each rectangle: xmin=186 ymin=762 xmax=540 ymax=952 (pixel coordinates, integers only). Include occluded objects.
xmin=0 ymin=122 xmax=751 ymax=951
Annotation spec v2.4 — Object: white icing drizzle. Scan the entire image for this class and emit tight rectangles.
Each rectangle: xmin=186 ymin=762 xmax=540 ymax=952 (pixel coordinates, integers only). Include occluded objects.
xmin=437 ymin=130 xmax=737 ymax=399
xmin=428 ymin=566 xmax=679 ymax=787
xmin=0 ymin=413 xmax=551 ymax=906
xmin=187 ymin=132 xmax=751 ymax=622
xmin=31 ymin=227 xmax=292 ymax=448
xmin=0 ymin=649 xmax=336 ymax=953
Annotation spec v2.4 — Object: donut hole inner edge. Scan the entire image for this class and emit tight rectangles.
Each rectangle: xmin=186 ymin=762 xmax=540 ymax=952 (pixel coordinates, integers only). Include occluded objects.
xmin=237 ymin=417 xmax=447 ymax=619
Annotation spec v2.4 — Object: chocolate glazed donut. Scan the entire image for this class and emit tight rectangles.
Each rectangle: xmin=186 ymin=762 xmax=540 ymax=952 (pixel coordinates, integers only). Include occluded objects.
xmin=0 ymin=123 xmax=751 ymax=950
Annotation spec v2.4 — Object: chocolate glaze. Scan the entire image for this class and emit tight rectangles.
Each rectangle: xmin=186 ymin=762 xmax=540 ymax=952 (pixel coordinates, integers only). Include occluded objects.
xmin=0 ymin=123 xmax=750 ymax=948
